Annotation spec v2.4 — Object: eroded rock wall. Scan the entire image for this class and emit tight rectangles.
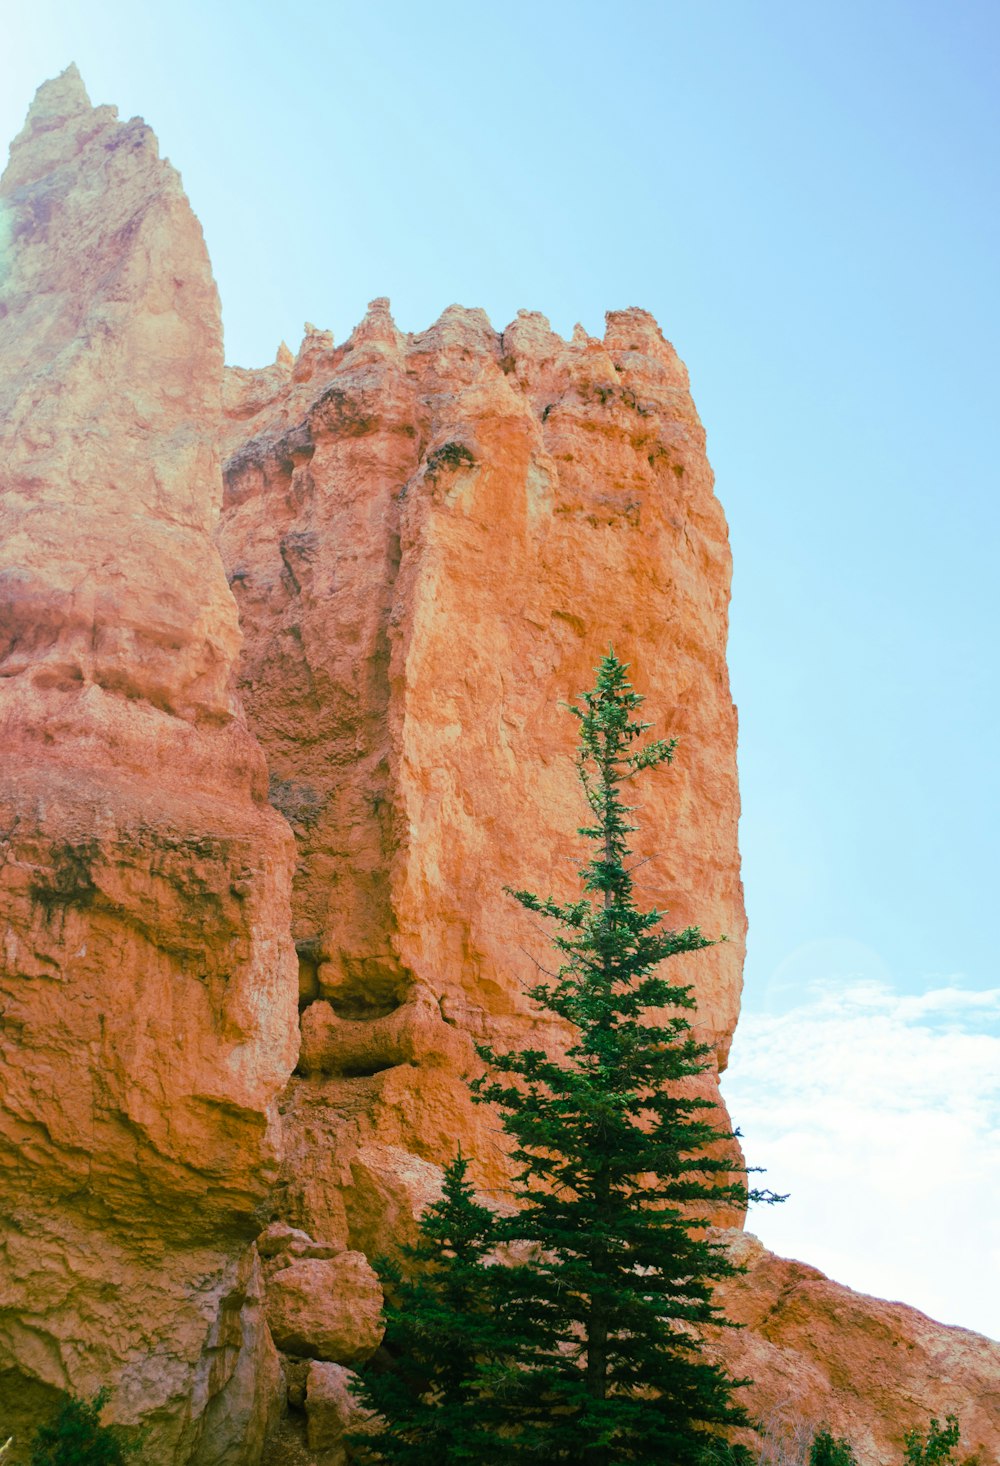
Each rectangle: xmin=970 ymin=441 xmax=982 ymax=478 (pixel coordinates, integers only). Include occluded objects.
xmin=716 ymin=1233 xmax=1000 ymax=1466
xmin=217 ymin=304 xmax=999 ymax=1466
xmin=3 ymin=67 xmax=997 ymax=1466
xmin=0 ymin=69 xmax=298 ymax=1462
xmin=216 ymin=297 xmax=747 ymax=1253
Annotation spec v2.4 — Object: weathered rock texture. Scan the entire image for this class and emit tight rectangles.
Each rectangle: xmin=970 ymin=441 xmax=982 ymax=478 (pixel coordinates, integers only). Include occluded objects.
xmin=3 ymin=67 xmax=998 ymax=1466
xmin=217 ymin=297 xmax=748 ymax=1251
xmin=219 ymin=304 xmax=999 ymax=1465
xmin=0 ymin=69 xmax=297 ymax=1462
xmin=716 ymin=1233 xmax=1000 ymax=1466
xmin=263 ymin=1252 xmax=382 ymax=1364
xmin=305 ymin=1361 xmax=378 ymax=1463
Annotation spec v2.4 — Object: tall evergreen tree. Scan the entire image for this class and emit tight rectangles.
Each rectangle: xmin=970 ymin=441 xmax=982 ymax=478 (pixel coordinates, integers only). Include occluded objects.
xmin=353 ymin=651 xmax=776 ymax=1464
xmin=469 ymin=649 xmax=776 ymax=1465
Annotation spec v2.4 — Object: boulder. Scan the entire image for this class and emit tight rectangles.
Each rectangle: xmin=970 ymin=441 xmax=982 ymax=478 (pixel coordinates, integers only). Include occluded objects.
xmin=265 ymin=1254 xmax=383 ymax=1364
xmin=257 ymin=1222 xmax=339 ymax=1263
xmin=306 ymin=1361 xmax=379 ymax=1460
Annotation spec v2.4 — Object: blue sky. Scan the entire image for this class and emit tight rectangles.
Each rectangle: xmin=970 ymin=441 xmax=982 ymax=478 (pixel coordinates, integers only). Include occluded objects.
xmin=4 ymin=2 xmax=998 ymax=1336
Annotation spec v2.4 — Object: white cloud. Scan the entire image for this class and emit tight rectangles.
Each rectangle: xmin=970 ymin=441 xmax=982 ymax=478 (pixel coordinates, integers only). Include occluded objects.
xmin=721 ymin=978 xmax=1000 ymax=1341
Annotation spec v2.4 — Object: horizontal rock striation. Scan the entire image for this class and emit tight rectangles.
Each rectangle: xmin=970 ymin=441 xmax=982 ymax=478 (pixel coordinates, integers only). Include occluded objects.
xmin=0 ymin=68 xmax=297 ymax=1463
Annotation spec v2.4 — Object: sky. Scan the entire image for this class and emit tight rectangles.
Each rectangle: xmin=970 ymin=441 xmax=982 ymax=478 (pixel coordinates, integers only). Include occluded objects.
xmin=3 ymin=2 xmax=998 ymax=1338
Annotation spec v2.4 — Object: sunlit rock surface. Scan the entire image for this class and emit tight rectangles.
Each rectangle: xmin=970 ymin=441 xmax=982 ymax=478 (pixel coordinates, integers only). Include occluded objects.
xmin=2 ymin=67 xmax=997 ymax=1464
xmin=217 ymin=295 xmax=748 ymax=1252
xmin=716 ymin=1233 xmax=1000 ymax=1466
xmin=0 ymin=68 xmax=297 ymax=1463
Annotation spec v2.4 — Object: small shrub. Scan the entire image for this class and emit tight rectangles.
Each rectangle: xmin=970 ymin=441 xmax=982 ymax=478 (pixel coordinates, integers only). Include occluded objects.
xmin=699 ymin=1441 xmax=756 ymax=1465
xmin=268 ymin=772 xmax=324 ymax=831
xmin=425 ymin=441 xmax=475 ymax=477
xmin=749 ymin=1410 xmax=815 ymax=1465
xmin=809 ymin=1428 xmax=858 ymax=1466
xmin=903 ymin=1416 xmax=962 ymax=1466
xmin=30 ymin=1389 xmax=140 ymax=1466
xmin=744 ymin=1414 xmax=855 ymax=1466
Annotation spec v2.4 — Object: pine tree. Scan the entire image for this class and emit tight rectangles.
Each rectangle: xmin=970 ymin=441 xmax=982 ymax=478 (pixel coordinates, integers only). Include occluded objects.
xmin=350 ymin=1151 xmax=515 ymax=1465
xmin=470 ymin=649 xmax=776 ymax=1465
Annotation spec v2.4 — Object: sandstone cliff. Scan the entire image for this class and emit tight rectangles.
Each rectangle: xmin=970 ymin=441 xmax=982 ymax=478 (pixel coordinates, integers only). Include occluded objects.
xmin=216 ymin=294 xmax=748 ymax=1257
xmin=715 ymin=1233 xmax=1000 ymax=1466
xmin=0 ymin=69 xmax=297 ymax=1462
xmin=1 ymin=69 xmax=997 ymax=1466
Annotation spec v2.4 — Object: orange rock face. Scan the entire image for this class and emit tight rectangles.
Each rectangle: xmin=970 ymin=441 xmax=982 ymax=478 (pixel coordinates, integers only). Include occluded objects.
xmin=3 ymin=67 xmax=998 ymax=1465
xmin=216 ymin=302 xmax=1000 ymax=1464
xmin=217 ymin=297 xmax=748 ymax=1249
xmin=263 ymin=1253 xmax=382 ymax=1364
xmin=716 ymin=1233 xmax=1000 ymax=1465
xmin=0 ymin=69 xmax=297 ymax=1462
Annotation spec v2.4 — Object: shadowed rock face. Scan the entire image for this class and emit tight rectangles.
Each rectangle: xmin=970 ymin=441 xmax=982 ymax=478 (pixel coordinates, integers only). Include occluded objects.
xmin=0 ymin=68 xmax=297 ymax=1463
xmin=3 ymin=67 xmax=998 ymax=1466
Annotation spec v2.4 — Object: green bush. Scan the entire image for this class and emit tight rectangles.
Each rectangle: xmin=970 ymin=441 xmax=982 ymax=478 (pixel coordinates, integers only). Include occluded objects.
xmin=903 ymin=1416 xmax=962 ymax=1466
xmin=809 ymin=1428 xmax=858 ymax=1466
xmin=425 ymin=441 xmax=475 ymax=477
xmin=29 ymin=1389 xmax=139 ymax=1466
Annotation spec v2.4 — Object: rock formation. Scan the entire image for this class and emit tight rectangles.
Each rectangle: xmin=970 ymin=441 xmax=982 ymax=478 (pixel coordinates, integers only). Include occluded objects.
xmin=216 ymin=296 xmax=748 ymax=1257
xmin=1 ymin=68 xmax=997 ymax=1466
xmin=0 ymin=69 xmax=297 ymax=1462
xmin=715 ymin=1233 xmax=1000 ymax=1466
